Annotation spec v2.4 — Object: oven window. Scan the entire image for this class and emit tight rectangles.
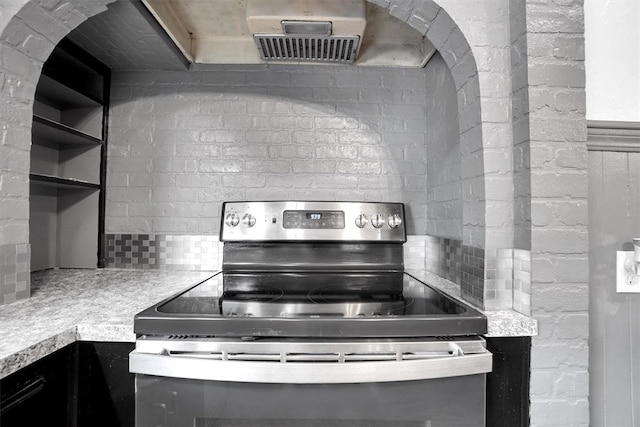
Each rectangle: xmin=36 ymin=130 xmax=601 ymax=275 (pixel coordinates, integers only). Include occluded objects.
xmin=135 ymin=375 xmax=486 ymax=427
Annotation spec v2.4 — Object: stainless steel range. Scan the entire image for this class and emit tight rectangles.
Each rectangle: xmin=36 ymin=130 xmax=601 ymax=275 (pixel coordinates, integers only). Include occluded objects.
xmin=130 ymin=201 xmax=492 ymax=427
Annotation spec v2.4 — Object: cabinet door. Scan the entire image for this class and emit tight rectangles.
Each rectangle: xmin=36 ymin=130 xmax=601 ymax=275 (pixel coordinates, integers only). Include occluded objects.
xmin=0 ymin=345 xmax=74 ymax=427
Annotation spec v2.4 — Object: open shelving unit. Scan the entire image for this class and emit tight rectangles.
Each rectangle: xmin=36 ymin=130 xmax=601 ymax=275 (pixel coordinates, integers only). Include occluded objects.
xmin=30 ymin=39 xmax=110 ymax=271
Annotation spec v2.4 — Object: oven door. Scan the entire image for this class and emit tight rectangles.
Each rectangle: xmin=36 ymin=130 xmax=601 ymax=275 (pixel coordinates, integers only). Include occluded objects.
xmin=130 ymin=338 xmax=492 ymax=427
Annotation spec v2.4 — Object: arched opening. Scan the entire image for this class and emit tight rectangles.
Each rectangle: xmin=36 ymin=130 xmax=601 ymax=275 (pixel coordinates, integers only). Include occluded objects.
xmin=0 ymin=0 xmax=486 ymax=307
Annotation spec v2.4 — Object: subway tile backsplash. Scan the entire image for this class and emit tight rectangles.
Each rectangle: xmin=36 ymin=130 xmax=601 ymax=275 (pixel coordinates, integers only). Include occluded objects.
xmin=104 ymin=233 xmax=530 ymax=313
xmin=105 ymin=234 xmax=221 ymax=271
xmin=0 ymin=244 xmax=30 ymax=305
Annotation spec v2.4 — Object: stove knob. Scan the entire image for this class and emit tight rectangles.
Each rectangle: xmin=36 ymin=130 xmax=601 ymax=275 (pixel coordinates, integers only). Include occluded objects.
xmin=242 ymin=214 xmax=256 ymax=227
xmin=355 ymin=214 xmax=368 ymax=228
xmin=225 ymin=213 xmax=240 ymax=227
xmin=371 ymin=214 xmax=385 ymax=229
xmin=388 ymin=213 xmax=402 ymax=229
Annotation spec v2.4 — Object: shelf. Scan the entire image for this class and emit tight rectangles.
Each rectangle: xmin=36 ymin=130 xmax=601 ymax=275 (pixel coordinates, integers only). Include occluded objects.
xmin=30 ymin=39 xmax=109 ymax=272
xmin=30 ymin=173 xmax=101 ymax=191
xmin=32 ymin=115 xmax=102 ymax=148
xmin=41 ymin=38 xmax=108 ymax=102
xmin=36 ymin=74 xmax=102 ymax=109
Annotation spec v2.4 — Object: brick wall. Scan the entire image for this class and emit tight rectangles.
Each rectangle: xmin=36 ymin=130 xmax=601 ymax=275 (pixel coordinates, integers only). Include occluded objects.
xmin=107 ymin=63 xmax=450 ymax=236
xmin=526 ymin=0 xmax=590 ymax=425
xmin=424 ymin=52 xmax=462 ymax=240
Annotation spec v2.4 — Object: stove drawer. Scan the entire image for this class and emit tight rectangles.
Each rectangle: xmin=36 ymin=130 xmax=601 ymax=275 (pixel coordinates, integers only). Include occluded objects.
xmin=135 ymin=373 xmax=487 ymax=427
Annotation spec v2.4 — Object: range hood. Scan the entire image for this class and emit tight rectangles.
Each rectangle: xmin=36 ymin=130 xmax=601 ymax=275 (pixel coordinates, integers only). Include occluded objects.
xmin=246 ymin=0 xmax=366 ymax=64
xmin=141 ymin=0 xmax=436 ymax=67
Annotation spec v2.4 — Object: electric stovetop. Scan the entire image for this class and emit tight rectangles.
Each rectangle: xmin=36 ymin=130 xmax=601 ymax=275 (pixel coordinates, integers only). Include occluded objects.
xmin=134 ymin=271 xmax=487 ymax=338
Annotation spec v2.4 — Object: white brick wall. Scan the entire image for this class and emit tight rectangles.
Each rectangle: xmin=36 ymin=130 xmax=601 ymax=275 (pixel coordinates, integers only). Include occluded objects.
xmin=425 ymin=53 xmax=462 ymax=240
xmin=526 ymin=1 xmax=590 ymax=425
xmin=107 ymin=65 xmax=441 ymax=236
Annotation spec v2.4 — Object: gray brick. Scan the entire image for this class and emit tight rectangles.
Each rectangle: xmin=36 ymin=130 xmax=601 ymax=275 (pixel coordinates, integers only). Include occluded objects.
xmin=246 ymin=130 xmax=291 ymax=144
xmin=293 ymin=103 xmax=337 ymax=116
xmin=267 ymin=87 xmax=313 ymax=100
xmin=200 ymin=130 xmax=243 ymax=143
xmin=3 ymin=19 xmax=54 ymax=63
xmin=291 ymin=73 xmax=337 ymax=87
xmin=268 ymin=175 xmax=313 ymax=188
xmin=336 ymin=73 xmax=382 ymax=88
xmin=312 ymin=175 xmax=358 ymax=189
xmin=129 ymin=173 xmax=153 ymax=187
xmin=404 ymin=175 xmax=427 ymax=190
xmin=245 ymin=189 xmax=291 ymax=200
xmin=244 ymin=160 xmax=289 ymax=173
xmin=154 ymin=157 xmax=198 ymax=173
xmin=359 ymin=88 xmax=399 ymax=103
xmin=221 ymin=174 xmax=266 ymax=188
xmin=268 ymin=146 xmax=314 ymax=159
xmin=553 ymin=35 xmax=585 ymax=60
xmin=223 ymin=145 xmax=269 ymax=158
xmin=338 ymin=131 xmax=381 ymax=144
xmin=0 ymin=199 xmax=28 ymax=220
xmin=358 ymin=176 xmax=403 ymax=190
xmin=315 ymin=145 xmax=358 ymax=159
xmin=336 ymin=102 xmax=381 ymax=116
xmin=312 ymin=86 xmax=360 ymax=102
xmin=201 ymin=71 xmax=246 ymax=85
xmin=223 ymin=115 xmax=251 ymax=129
xmin=246 ymin=71 xmax=291 ymax=86
xmin=253 ymin=116 xmax=313 ymax=130
xmin=314 ymin=117 xmax=359 ymax=130
xmin=107 ymin=187 xmax=152 ymax=203
xmin=382 ymin=160 xmax=427 ymax=175
xmin=198 ymin=187 xmax=245 ymax=202
xmin=382 ymin=104 xmax=425 ymax=118
xmin=360 ymin=146 xmax=403 ymax=159
xmin=337 ymin=161 xmax=381 ymax=175
xmin=152 ymin=187 xmax=197 ymax=202
xmin=176 ymin=144 xmax=220 ymax=158
xmin=527 ymin=5 xmax=584 ymax=34
xmin=247 ymin=101 xmax=292 ymax=114
xmin=176 ymin=173 xmax=219 ymax=188
xmin=109 ymin=157 xmax=152 ymax=173
xmin=0 ymin=173 xmax=27 ymax=197
xmin=152 ymin=173 xmax=176 ymax=187
xmin=292 ymin=160 xmax=336 ymax=174
xmin=529 ymin=61 xmax=585 ymax=88
xmin=152 ymin=217 xmax=200 ymax=233
xmin=199 ymin=159 xmax=243 ymax=173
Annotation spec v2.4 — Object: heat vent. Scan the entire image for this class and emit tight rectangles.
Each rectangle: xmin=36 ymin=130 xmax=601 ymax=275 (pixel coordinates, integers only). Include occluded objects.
xmin=254 ymin=35 xmax=360 ymax=64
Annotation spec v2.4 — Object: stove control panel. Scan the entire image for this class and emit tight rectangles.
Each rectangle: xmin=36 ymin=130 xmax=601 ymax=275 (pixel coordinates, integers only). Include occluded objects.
xmin=221 ymin=201 xmax=406 ymax=242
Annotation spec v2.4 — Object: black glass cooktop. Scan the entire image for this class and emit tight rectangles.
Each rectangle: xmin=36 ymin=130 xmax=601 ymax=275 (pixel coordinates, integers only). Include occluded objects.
xmin=135 ymin=272 xmax=487 ymax=338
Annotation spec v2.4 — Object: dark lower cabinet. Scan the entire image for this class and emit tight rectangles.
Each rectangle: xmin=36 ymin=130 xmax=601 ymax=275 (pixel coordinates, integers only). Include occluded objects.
xmin=75 ymin=342 xmax=136 ymax=427
xmin=0 ymin=343 xmax=75 ymax=426
xmin=1 ymin=337 xmax=530 ymax=427
xmin=486 ymin=336 xmax=532 ymax=427
xmin=0 ymin=342 xmax=135 ymax=427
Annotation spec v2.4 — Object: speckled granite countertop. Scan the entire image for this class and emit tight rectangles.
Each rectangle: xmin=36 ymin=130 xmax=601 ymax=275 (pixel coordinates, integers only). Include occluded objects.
xmin=0 ymin=269 xmax=211 ymax=379
xmin=407 ymin=269 xmax=538 ymax=338
xmin=0 ymin=268 xmax=537 ymax=380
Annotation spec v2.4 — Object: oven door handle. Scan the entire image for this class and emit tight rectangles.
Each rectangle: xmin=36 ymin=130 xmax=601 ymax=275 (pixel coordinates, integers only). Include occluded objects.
xmin=129 ymin=348 xmax=492 ymax=384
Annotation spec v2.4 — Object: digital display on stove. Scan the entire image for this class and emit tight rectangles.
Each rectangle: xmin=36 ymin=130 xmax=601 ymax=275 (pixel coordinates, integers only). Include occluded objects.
xmin=283 ymin=210 xmax=345 ymax=229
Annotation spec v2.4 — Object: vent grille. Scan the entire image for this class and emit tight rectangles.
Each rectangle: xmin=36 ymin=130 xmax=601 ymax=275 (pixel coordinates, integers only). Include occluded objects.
xmin=254 ymin=35 xmax=360 ymax=64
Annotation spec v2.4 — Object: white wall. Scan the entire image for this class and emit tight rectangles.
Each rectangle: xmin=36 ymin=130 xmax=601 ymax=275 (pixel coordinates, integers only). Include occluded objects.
xmin=585 ymin=0 xmax=640 ymax=122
